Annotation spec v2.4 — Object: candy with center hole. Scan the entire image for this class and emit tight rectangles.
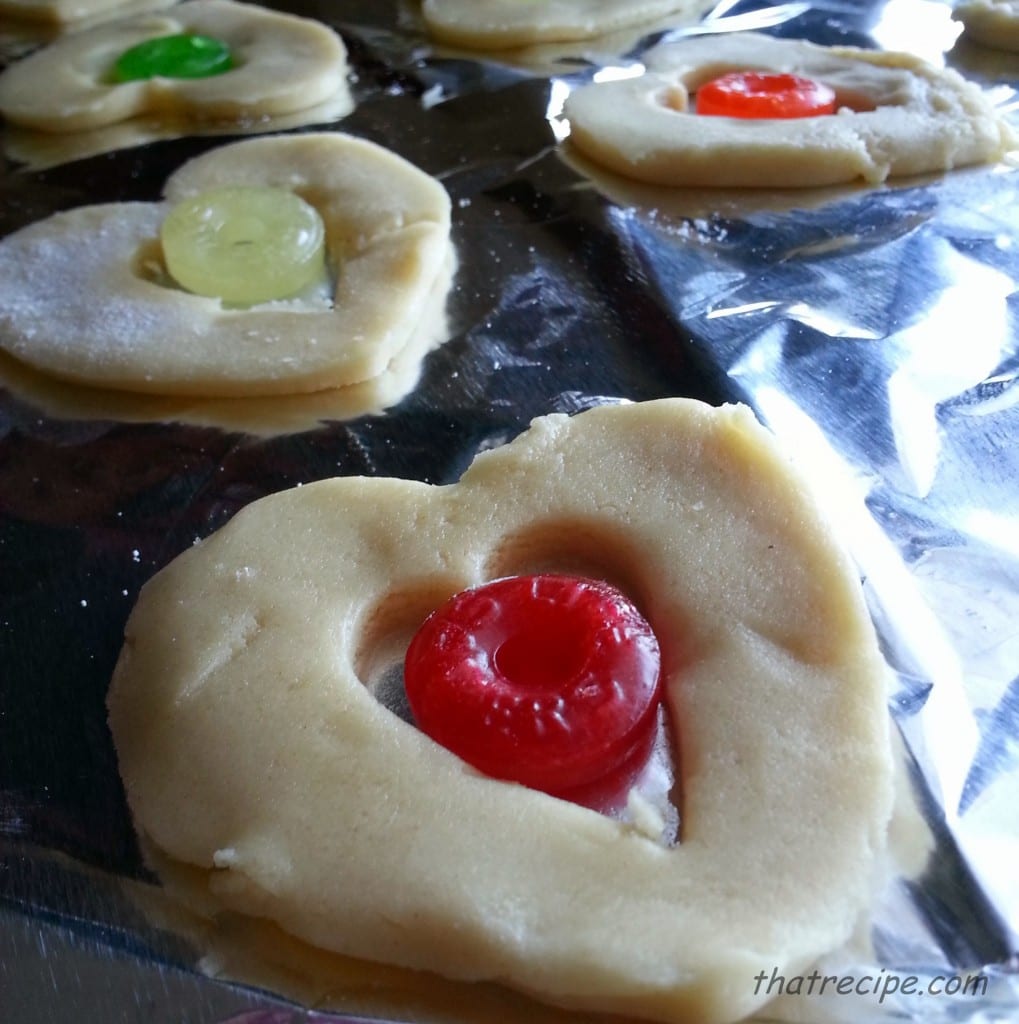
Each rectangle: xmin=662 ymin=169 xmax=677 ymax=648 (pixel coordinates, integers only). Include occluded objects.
xmin=696 ymin=71 xmax=836 ymax=119
xmin=404 ymin=573 xmax=662 ymax=796
xmin=108 ymin=398 xmax=894 ymax=1024
xmin=160 ymin=186 xmax=327 ymax=305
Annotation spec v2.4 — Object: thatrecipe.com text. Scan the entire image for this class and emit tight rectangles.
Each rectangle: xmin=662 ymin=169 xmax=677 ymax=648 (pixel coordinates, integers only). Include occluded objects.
xmin=753 ymin=966 xmax=989 ymax=1005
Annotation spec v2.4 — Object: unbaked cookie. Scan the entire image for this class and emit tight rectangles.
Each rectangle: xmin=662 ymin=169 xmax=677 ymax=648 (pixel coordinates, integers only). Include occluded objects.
xmin=564 ymin=32 xmax=1016 ymax=187
xmin=955 ymin=0 xmax=1019 ymax=52
xmin=0 ymin=0 xmax=172 ymax=27
xmin=421 ymin=0 xmax=705 ymax=50
xmin=0 ymin=132 xmax=453 ymax=397
xmin=0 ymin=243 xmax=454 ymax=434
xmin=107 ymin=398 xmax=893 ymax=1024
xmin=0 ymin=0 xmax=347 ymax=132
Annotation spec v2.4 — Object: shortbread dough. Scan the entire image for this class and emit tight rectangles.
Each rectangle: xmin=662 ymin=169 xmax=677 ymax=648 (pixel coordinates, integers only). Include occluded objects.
xmin=0 ymin=242 xmax=455 ymax=434
xmin=107 ymin=398 xmax=893 ymax=1024
xmin=0 ymin=0 xmax=347 ymax=132
xmin=421 ymin=0 xmax=704 ymax=50
xmin=0 ymin=133 xmax=453 ymax=397
xmin=0 ymin=0 xmax=172 ymax=27
xmin=955 ymin=0 xmax=1019 ymax=52
xmin=565 ymin=32 xmax=1016 ymax=187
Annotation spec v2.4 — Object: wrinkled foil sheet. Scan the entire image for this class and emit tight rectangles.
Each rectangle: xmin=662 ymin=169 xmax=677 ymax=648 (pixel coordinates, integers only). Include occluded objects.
xmin=1 ymin=0 xmax=1018 ymax=1021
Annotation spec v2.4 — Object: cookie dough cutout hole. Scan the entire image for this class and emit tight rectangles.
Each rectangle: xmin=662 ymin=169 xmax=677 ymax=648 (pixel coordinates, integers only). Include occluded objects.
xmin=354 ymin=576 xmax=471 ymax=726
xmin=483 ymin=518 xmax=688 ymax=839
xmin=350 ymin=525 xmax=685 ymax=841
xmin=131 ymin=194 xmax=337 ymax=309
xmin=482 ymin=518 xmax=685 ymax=653
xmin=133 ymin=237 xmax=173 ymax=289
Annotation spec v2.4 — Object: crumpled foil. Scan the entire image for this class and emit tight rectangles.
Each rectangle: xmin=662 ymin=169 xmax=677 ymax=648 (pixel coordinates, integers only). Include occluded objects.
xmin=1 ymin=0 xmax=1017 ymax=1021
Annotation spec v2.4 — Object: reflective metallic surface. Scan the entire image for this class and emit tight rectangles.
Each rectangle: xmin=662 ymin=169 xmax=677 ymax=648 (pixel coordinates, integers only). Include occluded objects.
xmin=1 ymin=0 xmax=1017 ymax=1020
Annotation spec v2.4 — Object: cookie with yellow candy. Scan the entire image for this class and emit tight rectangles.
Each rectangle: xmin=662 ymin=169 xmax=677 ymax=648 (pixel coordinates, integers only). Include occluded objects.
xmin=0 ymin=132 xmax=453 ymax=397
xmin=0 ymin=0 xmax=347 ymax=133
xmin=564 ymin=32 xmax=1015 ymax=187
xmin=107 ymin=397 xmax=894 ymax=1024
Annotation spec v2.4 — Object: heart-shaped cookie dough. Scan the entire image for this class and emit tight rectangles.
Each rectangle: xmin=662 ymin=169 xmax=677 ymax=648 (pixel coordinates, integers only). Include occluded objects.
xmin=0 ymin=132 xmax=453 ymax=397
xmin=108 ymin=398 xmax=893 ymax=1024
xmin=422 ymin=0 xmax=707 ymax=49
xmin=565 ymin=32 xmax=1016 ymax=187
xmin=0 ymin=0 xmax=347 ymax=132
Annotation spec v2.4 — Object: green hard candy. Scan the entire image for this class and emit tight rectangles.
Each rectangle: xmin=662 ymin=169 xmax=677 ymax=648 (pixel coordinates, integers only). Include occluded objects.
xmin=112 ymin=34 xmax=234 ymax=83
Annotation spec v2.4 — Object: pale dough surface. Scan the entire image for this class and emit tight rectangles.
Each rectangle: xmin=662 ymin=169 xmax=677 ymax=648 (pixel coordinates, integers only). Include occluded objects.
xmin=422 ymin=0 xmax=704 ymax=49
xmin=0 ymin=85 xmax=355 ymax=171
xmin=0 ymin=0 xmax=173 ymax=27
xmin=108 ymin=398 xmax=893 ymax=1024
xmin=0 ymin=0 xmax=347 ymax=132
xmin=0 ymin=133 xmax=453 ymax=397
xmin=565 ymin=32 xmax=1016 ymax=187
xmin=0 ymin=242 xmax=455 ymax=434
xmin=955 ymin=0 xmax=1019 ymax=52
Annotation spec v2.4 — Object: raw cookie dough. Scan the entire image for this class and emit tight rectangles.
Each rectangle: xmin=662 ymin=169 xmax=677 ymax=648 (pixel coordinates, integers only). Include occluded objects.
xmin=0 ymin=243 xmax=455 ymax=435
xmin=955 ymin=0 xmax=1019 ymax=52
xmin=422 ymin=0 xmax=704 ymax=50
xmin=0 ymin=0 xmax=173 ymax=27
xmin=107 ymin=398 xmax=894 ymax=1024
xmin=564 ymin=32 xmax=1016 ymax=187
xmin=0 ymin=0 xmax=348 ymax=132
xmin=0 ymin=133 xmax=453 ymax=397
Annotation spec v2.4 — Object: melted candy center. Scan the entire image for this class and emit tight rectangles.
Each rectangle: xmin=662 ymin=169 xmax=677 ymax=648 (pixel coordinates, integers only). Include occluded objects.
xmin=112 ymin=34 xmax=234 ymax=83
xmin=696 ymin=71 xmax=837 ymax=119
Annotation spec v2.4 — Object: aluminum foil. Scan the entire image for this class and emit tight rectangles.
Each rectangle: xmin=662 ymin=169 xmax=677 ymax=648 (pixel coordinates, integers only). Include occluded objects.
xmin=1 ymin=0 xmax=1018 ymax=1021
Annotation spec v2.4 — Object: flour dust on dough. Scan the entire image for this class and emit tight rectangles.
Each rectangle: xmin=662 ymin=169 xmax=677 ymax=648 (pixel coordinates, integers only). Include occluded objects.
xmin=0 ymin=133 xmax=454 ymax=397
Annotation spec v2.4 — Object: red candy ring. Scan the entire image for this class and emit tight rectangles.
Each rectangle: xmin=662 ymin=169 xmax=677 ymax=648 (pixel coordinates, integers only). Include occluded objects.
xmin=696 ymin=70 xmax=837 ymax=119
xmin=404 ymin=574 xmax=662 ymax=798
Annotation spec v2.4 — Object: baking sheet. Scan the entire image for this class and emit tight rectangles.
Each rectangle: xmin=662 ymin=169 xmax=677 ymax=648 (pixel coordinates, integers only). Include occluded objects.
xmin=2 ymin=0 xmax=1018 ymax=1020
